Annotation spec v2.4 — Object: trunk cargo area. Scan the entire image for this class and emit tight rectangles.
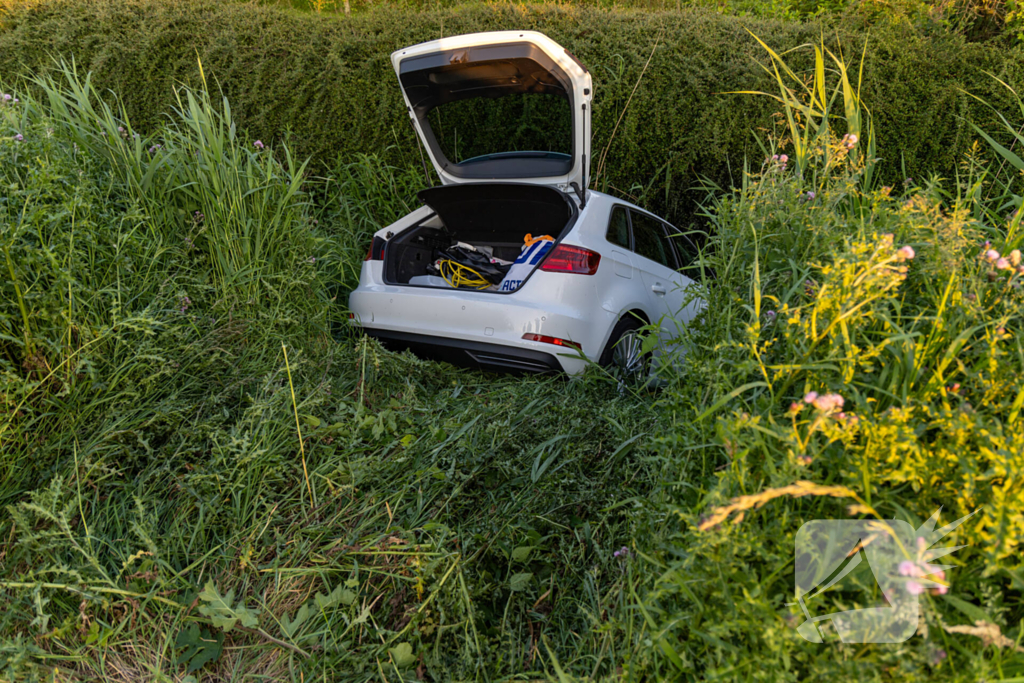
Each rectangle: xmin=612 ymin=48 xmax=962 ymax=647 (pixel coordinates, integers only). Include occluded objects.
xmin=384 ymin=184 xmax=575 ymax=291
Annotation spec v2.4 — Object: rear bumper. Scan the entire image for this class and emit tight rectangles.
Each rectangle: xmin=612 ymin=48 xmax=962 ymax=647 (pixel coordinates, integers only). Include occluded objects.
xmin=363 ymin=329 xmax=565 ymax=374
xmin=349 ymin=262 xmax=613 ymax=375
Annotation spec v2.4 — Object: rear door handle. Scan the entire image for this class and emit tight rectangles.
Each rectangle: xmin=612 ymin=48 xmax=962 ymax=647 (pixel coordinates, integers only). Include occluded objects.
xmin=651 ymin=284 xmax=666 ymax=295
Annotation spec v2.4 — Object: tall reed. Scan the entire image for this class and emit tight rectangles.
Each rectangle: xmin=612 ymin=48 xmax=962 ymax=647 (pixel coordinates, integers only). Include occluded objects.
xmin=28 ymin=59 xmax=313 ymax=305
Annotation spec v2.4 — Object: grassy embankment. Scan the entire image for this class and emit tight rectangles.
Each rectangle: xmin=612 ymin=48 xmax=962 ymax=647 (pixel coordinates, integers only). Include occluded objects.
xmin=2 ymin=12 xmax=1024 ymax=683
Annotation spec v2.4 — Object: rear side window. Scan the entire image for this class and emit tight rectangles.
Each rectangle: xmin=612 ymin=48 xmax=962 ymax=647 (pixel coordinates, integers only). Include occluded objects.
xmin=630 ymin=210 xmax=673 ymax=269
xmin=665 ymin=227 xmax=698 ymax=270
xmin=606 ymin=206 xmax=630 ymax=249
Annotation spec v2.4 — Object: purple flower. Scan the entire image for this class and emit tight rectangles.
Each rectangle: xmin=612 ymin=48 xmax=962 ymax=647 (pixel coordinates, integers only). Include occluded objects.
xmin=996 ymin=257 xmax=1012 ymax=271
xmin=897 ymin=246 xmax=915 ymax=260
xmin=14 ymin=133 xmax=23 ymax=142
xmin=148 ymin=144 xmax=162 ymax=154
xmin=765 ymin=310 xmax=776 ymax=320
xmin=779 ymin=154 xmax=789 ymax=163
xmin=613 ymin=546 xmax=630 ymax=559
xmin=253 ymin=140 xmax=265 ymax=150
xmin=193 ymin=210 xmax=205 ymax=223
xmin=806 ymin=191 xmax=816 ymax=200
xmin=179 ymin=295 xmax=192 ymax=313
xmin=1 ymin=93 xmax=10 ymax=102
xmin=906 ymin=580 xmax=925 ymax=596
xmin=985 ymin=249 xmax=1000 ymax=263
xmin=803 ymin=391 xmax=819 ymax=404
xmin=308 ymin=256 xmax=317 ymax=263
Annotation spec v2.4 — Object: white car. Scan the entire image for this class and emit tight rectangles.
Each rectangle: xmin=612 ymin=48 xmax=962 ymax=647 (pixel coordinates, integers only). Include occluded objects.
xmin=349 ymin=30 xmax=702 ymax=378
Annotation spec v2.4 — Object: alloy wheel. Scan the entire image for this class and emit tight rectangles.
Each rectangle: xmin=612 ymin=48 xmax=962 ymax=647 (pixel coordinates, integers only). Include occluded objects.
xmin=611 ymin=329 xmax=647 ymax=388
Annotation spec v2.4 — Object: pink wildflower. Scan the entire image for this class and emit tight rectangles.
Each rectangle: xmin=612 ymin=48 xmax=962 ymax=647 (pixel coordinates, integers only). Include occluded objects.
xmin=897 ymin=246 xmax=915 ymax=260
xmin=812 ymin=393 xmax=844 ymax=412
xmin=898 ymin=560 xmax=920 ymax=577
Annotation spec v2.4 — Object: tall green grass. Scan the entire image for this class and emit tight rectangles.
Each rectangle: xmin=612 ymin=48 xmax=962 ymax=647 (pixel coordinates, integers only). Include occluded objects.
xmin=1 ymin=69 xmax=658 ymax=681
xmin=30 ymin=60 xmax=317 ymax=308
xmin=2 ymin=46 xmax=1023 ymax=682
xmin=626 ymin=41 xmax=1024 ymax=681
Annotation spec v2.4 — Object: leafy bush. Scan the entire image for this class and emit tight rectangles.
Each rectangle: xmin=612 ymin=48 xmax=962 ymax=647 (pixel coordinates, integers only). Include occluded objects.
xmin=284 ymin=0 xmax=1018 ymax=43
xmin=1 ymin=0 xmax=1023 ymax=225
xmin=628 ymin=42 xmax=1024 ymax=681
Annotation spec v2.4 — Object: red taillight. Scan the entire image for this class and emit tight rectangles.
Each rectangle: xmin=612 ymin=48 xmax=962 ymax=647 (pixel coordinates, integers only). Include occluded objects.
xmin=539 ymin=244 xmax=600 ymax=274
xmin=522 ymin=333 xmax=582 ymax=350
xmin=365 ymin=236 xmax=385 ymax=261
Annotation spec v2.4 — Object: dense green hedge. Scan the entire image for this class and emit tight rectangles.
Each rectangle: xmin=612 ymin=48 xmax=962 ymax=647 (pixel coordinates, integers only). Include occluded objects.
xmin=2 ymin=0 xmax=1022 ymax=224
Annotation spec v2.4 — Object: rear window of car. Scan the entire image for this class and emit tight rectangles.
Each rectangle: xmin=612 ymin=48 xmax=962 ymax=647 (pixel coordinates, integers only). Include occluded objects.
xmin=425 ymin=93 xmax=572 ymax=165
xmin=630 ymin=210 xmax=673 ymax=269
xmin=606 ymin=206 xmax=630 ymax=249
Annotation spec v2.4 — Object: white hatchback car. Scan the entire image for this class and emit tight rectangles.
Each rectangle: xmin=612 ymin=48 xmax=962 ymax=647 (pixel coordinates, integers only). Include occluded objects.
xmin=349 ymin=31 xmax=702 ymax=377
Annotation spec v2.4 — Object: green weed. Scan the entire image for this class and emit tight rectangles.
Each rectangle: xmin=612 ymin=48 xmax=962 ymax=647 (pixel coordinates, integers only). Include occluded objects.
xmin=2 ymin=41 xmax=1024 ymax=682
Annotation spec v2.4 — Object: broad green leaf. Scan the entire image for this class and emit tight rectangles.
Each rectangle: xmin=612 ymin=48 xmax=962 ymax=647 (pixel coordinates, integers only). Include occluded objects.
xmin=175 ymin=623 xmax=224 ymax=674
xmin=389 ymin=642 xmax=417 ymax=668
xmin=197 ymin=580 xmax=259 ymax=632
xmin=351 ymin=606 xmax=372 ymax=626
xmin=640 ymin=331 xmax=659 ymax=356
xmin=511 ymin=546 xmax=533 ymax=562
xmin=509 ymin=572 xmax=533 ymax=592
xmin=281 ymin=603 xmax=311 ymax=638
xmin=281 ymin=583 xmax=358 ymax=638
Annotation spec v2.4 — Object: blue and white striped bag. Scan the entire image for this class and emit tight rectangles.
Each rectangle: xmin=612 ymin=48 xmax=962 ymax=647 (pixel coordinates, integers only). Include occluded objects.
xmin=498 ymin=239 xmax=554 ymax=292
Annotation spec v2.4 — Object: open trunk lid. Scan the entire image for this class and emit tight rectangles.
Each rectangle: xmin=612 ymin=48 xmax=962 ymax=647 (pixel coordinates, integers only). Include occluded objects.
xmin=392 ymin=31 xmax=593 ymax=191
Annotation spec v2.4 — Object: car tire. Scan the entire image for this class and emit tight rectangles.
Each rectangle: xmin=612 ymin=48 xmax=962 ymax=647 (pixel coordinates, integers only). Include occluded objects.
xmin=599 ymin=315 xmax=650 ymax=386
